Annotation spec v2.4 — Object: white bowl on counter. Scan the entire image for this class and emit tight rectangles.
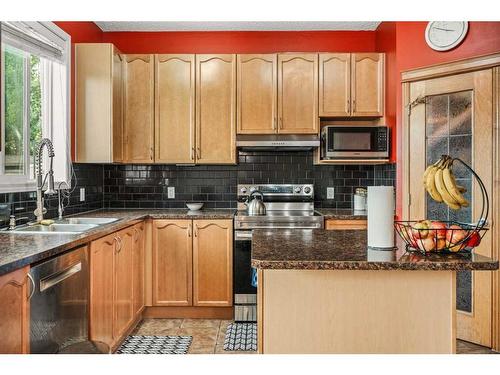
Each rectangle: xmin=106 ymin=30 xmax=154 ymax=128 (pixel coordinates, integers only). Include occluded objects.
xmin=186 ymin=202 xmax=204 ymax=211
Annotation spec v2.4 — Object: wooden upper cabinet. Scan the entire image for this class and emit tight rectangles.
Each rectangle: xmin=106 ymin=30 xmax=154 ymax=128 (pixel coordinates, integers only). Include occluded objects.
xmin=90 ymin=233 xmax=116 ymax=348
xmin=193 ymin=220 xmax=233 ymax=307
xmin=155 ymin=54 xmax=196 ymax=163
xmin=351 ymin=53 xmax=384 ymax=117
xmin=278 ymin=53 xmax=319 ymax=134
xmin=123 ymin=54 xmax=155 ymax=163
xmin=319 ymin=53 xmax=351 ymax=117
xmin=237 ymin=54 xmax=277 ymax=134
xmin=75 ymin=43 xmax=123 ymax=163
xmin=152 ymin=220 xmax=193 ymax=306
xmin=133 ymin=221 xmax=145 ymax=317
xmin=0 ymin=266 xmax=30 ymax=354
xmin=112 ymin=48 xmax=124 ymax=162
xmin=196 ymin=54 xmax=236 ymax=164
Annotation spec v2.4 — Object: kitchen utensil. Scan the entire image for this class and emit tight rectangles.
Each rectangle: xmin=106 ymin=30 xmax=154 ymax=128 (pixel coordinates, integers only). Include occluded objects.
xmin=186 ymin=203 xmax=204 ymax=211
xmin=245 ymin=191 xmax=266 ymax=215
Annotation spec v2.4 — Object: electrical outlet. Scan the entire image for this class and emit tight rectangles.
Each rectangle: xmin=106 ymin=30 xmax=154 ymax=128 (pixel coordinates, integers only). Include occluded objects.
xmin=167 ymin=186 xmax=175 ymax=199
xmin=79 ymin=188 xmax=85 ymax=202
xmin=327 ymin=187 xmax=335 ymax=200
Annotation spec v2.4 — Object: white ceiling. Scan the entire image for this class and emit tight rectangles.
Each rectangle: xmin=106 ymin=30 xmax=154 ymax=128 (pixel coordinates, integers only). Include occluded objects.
xmin=94 ymin=21 xmax=381 ymax=32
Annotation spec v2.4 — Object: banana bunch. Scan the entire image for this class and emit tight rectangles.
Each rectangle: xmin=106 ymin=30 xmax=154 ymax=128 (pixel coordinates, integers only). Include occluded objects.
xmin=423 ymin=155 xmax=469 ymax=210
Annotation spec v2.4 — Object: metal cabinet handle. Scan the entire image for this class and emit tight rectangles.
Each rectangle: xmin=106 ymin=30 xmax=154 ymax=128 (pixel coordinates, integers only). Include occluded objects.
xmin=40 ymin=263 xmax=82 ymax=292
xmin=133 ymin=228 xmax=139 ymax=241
xmin=191 ymin=147 xmax=195 ymax=161
xmin=194 ymin=225 xmax=198 ymax=237
xmin=150 ymin=147 xmax=154 ymax=161
xmin=196 ymin=147 xmax=201 ymax=160
xmin=279 ymin=117 xmax=283 ymax=130
xmin=352 ymin=99 xmax=356 ymax=113
xmin=188 ymin=224 xmax=192 ymax=237
xmin=273 ymin=117 xmax=277 ymax=130
xmin=115 ymin=236 xmax=122 ymax=253
xmin=27 ymin=273 xmax=35 ymax=301
xmin=347 ymin=100 xmax=351 ymax=114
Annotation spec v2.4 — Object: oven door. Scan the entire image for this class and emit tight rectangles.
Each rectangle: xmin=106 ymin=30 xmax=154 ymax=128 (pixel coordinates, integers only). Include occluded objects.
xmin=234 ymin=230 xmax=257 ymax=322
xmin=325 ymin=126 xmax=388 ymax=158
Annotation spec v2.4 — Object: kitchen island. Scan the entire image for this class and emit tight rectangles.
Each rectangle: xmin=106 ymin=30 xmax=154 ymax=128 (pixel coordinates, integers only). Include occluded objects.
xmin=251 ymin=229 xmax=498 ymax=354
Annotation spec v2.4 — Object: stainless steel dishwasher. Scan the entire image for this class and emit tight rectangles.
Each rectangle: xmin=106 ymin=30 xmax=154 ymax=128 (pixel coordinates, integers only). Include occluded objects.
xmin=29 ymin=246 xmax=89 ymax=353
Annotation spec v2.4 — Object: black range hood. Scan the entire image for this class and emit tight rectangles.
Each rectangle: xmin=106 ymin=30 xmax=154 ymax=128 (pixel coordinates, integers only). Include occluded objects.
xmin=236 ymin=134 xmax=320 ymax=151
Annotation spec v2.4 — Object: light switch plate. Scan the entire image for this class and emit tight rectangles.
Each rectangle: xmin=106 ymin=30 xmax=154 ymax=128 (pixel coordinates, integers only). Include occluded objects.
xmin=167 ymin=186 xmax=175 ymax=199
xmin=79 ymin=188 xmax=85 ymax=202
xmin=327 ymin=187 xmax=335 ymax=200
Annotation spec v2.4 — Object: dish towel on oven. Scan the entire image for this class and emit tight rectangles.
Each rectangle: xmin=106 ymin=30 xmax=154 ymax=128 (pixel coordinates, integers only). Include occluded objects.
xmin=251 ymin=267 xmax=257 ymax=287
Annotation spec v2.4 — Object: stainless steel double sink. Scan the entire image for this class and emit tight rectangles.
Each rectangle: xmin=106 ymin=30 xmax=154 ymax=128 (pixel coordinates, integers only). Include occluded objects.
xmin=9 ymin=217 xmax=119 ymax=234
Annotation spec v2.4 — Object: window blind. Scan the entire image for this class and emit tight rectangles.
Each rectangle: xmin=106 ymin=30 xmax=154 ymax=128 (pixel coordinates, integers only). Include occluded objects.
xmin=1 ymin=22 xmax=65 ymax=63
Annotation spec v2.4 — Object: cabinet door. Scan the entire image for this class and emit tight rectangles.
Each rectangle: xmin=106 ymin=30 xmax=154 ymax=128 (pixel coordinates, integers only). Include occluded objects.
xmin=133 ymin=221 xmax=145 ymax=317
xmin=0 ymin=266 xmax=30 ymax=354
xmin=196 ymin=54 xmax=236 ymax=164
xmin=351 ymin=53 xmax=384 ymax=117
xmin=152 ymin=220 xmax=193 ymax=306
xmin=123 ymin=54 xmax=155 ymax=163
xmin=319 ymin=53 xmax=351 ymax=117
xmin=75 ymin=43 xmax=114 ymax=163
xmin=155 ymin=54 xmax=196 ymax=163
xmin=112 ymin=47 xmax=124 ymax=162
xmin=193 ymin=220 xmax=233 ymax=307
xmin=114 ymin=227 xmax=135 ymax=339
xmin=90 ymin=233 xmax=116 ymax=348
xmin=278 ymin=53 xmax=319 ymax=134
xmin=237 ymin=54 xmax=277 ymax=134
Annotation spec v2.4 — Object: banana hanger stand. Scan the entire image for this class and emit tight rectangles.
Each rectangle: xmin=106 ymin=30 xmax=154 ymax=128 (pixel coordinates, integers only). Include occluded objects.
xmin=395 ymin=154 xmax=489 ymax=254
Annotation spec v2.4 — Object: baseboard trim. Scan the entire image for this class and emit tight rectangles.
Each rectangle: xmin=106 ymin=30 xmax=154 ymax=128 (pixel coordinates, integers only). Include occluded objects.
xmin=143 ymin=306 xmax=234 ymax=320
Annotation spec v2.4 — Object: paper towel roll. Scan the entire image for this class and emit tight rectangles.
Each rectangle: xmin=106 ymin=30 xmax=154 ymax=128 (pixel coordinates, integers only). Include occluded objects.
xmin=367 ymin=186 xmax=395 ymax=248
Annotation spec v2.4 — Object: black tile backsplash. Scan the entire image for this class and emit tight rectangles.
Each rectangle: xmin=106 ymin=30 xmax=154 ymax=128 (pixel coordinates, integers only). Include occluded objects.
xmin=0 ymin=152 xmax=396 ymax=224
xmin=0 ymin=163 xmax=104 ymax=227
xmin=103 ymin=151 xmax=396 ymax=210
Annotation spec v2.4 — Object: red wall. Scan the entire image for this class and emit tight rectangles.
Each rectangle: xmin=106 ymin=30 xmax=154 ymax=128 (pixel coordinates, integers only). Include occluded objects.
xmin=380 ymin=21 xmax=500 ymax=216
xmin=102 ymin=31 xmax=376 ymax=53
xmin=53 ymin=22 xmax=103 ymax=160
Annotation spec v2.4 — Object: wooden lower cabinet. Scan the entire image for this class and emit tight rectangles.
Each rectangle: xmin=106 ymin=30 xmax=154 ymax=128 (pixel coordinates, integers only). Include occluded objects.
xmin=0 ymin=266 xmax=30 ymax=354
xmin=133 ymin=221 xmax=146 ymax=316
xmin=193 ymin=220 xmax=233 ymax=307
xmin=90 ymin=223 xmax=145 ymax=350
xmin=90 ymin=232 xmax=117 ymax=348
xmin=113 ymin=226 xmax=135 ymax=340
xmin=152 ymin=220 xmax=193 ymax=306
xmin=325 ymin=219 xmax=367 ymax=230
xmin=152 ymin=219 xmax=233 ymax=309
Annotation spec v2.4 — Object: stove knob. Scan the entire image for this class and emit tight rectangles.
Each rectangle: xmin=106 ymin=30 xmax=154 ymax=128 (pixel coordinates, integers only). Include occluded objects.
xmin=294 ymin=186 xmax=302 ymax=194
xmin=240 ymin=187 xmax=247 ymax=194
xmin=250 ymin=186 xmax=256 ymax=193
xmin=303 ymin=186 xmax=311 ymax=194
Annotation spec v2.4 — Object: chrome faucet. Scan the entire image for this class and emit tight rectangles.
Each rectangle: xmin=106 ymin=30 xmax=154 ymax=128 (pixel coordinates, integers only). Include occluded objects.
xmin=34 ymin=138 xmax=57 ymax=222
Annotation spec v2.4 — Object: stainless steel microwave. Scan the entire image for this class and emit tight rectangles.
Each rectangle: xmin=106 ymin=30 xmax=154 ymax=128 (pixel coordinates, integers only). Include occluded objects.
xmin=321 ymin=125 xmax=389 ymax=159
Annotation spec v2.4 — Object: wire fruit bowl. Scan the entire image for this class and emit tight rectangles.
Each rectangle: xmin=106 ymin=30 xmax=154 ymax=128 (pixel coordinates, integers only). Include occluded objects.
xmin=394 ymin=220 xmax=487 ymax=254
xmin=395 ymin=155 xmax=489 ymax=255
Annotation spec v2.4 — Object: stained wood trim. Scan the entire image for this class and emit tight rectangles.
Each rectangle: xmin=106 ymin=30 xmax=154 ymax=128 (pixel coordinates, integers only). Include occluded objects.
xmin=325 ymin=219 xmax=367 ymax=230
xmin=401 ymin=81 xmax=411 ymax=220
xmin=493 ymin=66 xmax=500 ymax=352
xmin=401 ymin=52 xmax=500 ymax=82
xmin=143 ymin=306 xmax=233 ymax=319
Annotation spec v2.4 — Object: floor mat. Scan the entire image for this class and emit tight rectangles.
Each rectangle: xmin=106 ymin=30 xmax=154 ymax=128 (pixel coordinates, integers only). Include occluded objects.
xmin=223 ymin=323 xmax=257 ymax=351
xmin=116 ymin=335 xmax=192 ymax=354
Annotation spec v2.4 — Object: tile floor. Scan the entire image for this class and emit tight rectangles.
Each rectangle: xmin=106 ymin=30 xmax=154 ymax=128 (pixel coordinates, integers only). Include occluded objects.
xmin=131 ymin=318 xmax=497 ymax=354
xmin=131 ymin=318 xmax=255 ymax=354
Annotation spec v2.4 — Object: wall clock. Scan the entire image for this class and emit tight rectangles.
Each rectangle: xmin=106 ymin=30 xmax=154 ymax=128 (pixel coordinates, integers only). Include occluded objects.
xmin=425 ymin=22 xmax=469 ymax=51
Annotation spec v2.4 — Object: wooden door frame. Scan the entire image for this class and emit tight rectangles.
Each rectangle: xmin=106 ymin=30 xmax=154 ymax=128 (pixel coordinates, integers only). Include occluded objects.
xmin=401 ymin=53 xmax=500 ymax=351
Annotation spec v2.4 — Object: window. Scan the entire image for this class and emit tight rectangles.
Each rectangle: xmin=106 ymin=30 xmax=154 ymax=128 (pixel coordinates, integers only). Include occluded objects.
xmin=0 ymin=22 xmax=71 ymax=193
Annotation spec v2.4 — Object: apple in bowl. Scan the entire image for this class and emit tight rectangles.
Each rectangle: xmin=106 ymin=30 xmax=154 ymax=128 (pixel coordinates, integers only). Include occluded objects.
xmin=445 ymin=224 xmax=467 ymax=252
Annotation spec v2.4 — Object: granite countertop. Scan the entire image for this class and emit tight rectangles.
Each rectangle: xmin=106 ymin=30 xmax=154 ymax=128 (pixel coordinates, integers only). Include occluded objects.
xmin=317 ymin=209 xmax=367 ymax=220
xmin=0 ymin=208 xmax=235 ymax=276
xmin=251 ymin=229 xmax=499 ymax=271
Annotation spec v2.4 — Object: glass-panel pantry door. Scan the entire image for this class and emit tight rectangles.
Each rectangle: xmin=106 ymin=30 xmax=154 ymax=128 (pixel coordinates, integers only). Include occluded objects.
xmin=408 ymin=69 xmax=493 ymax=347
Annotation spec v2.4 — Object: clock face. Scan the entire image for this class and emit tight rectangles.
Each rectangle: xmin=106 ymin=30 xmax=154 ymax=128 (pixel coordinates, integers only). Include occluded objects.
xmin=425 ymin=22 xmax=469 ymax=51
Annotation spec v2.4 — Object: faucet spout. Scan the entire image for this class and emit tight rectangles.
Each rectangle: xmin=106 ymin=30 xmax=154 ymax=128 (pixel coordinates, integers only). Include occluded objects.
xmin=34 ymin=138 xmax=56 ymax=222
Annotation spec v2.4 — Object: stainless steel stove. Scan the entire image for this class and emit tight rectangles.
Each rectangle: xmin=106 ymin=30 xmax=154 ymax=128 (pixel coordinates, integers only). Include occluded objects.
xmin=233 ymin=184 xmax=323 ymax=322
